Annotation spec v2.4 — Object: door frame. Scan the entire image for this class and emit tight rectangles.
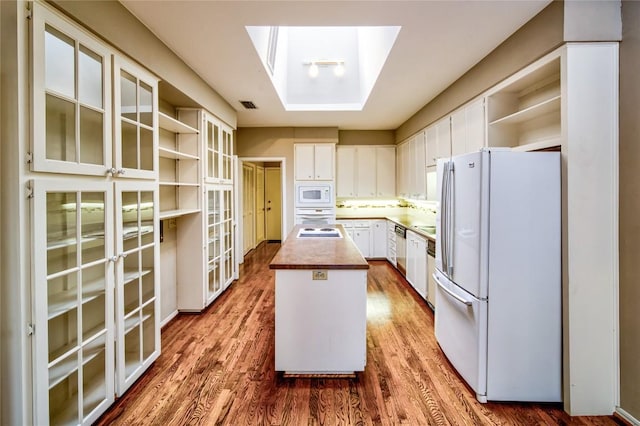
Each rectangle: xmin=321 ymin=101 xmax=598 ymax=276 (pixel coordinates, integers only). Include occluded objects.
xmin=236 ymin=157 xmax=287 ymax=268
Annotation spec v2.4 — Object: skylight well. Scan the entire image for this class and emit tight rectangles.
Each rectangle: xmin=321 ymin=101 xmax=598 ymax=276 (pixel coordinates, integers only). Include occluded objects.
xmin=246 ymin=25 xmax=400 ymax=112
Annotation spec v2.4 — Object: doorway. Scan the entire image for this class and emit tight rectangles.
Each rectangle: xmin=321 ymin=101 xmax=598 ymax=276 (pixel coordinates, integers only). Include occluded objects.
xmin=236 ymin=157 xmax=286 ymax=266
xmin=265 ymin=166 xmax=282 ymax=241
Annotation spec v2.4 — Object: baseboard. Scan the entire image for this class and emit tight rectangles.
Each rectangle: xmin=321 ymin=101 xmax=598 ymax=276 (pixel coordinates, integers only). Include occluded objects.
xmin=616 ymin=407 xmax=640 ymax=426
xmin=160 ymin=310 xmax=179 ymax=330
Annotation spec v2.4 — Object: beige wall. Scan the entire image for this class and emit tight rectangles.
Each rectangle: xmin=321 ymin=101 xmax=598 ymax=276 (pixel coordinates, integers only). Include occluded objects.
xmin=51 ymin=0 xmax=237 ymax=128
xmin=338 ymin=130 xmax=395 ymax=146
xmin=395 ymin=1 xmax=564 ymax=142
xmin=236 ymin=127 xmax=296 ymax=237
xmin=619 ymin=1 xmax=640 ymax=420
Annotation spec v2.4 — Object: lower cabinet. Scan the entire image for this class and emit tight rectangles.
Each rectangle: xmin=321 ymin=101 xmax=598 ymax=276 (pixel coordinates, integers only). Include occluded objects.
xmin=386 ymin=220 xmax=397 ymax=266
xmin=32 ymin=179 xmax=160 ymax=425
xmin=427 ymin=251 xmax=436 ymax=309
xmin=337 ymin=219 xmax=388 ymax=259
xmin=371 ymin=220 xmax=387 ymax=258
xmin=406 ymin=230 xmax=427 ymax=300
xmin=352 ymin=226 xmax=371 ymax=258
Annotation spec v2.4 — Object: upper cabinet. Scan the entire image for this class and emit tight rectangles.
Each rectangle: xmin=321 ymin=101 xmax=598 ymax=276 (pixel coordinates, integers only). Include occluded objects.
xmin=31 ymin=3 xmax=159 ymax=179
xmin=336 ymin=145 xmax=396 ymax=198
xmin=113 ymin=56 xmax=159 ymax=179
xmin=487 ymin=56 xmax=561 ymax=151
xmin=397 ymin=132 xmax=426 ymax=200
xmin=32 ymin=5 xmax=113 ymax=176
xmin=294 ymin=143 xmax=335 ymax=180
xmin=451 ymin=98 xmax=485 ymax=157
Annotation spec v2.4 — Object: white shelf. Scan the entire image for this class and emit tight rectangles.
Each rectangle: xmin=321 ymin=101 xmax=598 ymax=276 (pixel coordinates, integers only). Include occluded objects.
xmin=159 ymin=111 xmax=198 ymax=134
xmin=123 ymin=268 xmax=152 ymax=286
xmin=48 ymin=279 xmax=106 ymax=320
xmin=159 ymin=208 xmax=201 ymax=220
xmin=511 ymin=137 xmax=562 ymax=152
xmin=489 ymin=95 xmax=561 ymax=126
xmin=158 ymin=147 xmax=199 ymax=161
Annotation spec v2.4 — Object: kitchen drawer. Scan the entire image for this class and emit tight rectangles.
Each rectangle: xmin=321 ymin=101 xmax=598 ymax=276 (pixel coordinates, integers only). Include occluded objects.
xmin=352 ymin=220 xmax=371 ymax=228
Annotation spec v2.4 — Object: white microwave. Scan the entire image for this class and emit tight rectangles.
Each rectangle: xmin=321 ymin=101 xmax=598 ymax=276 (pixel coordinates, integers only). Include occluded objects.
xmin=295 ymin=182 xmax=334 ymax=207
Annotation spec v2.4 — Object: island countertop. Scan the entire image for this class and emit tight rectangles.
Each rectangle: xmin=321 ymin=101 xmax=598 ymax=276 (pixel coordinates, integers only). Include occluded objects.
xmin=269 ymin=225 xmax=369 ymax=270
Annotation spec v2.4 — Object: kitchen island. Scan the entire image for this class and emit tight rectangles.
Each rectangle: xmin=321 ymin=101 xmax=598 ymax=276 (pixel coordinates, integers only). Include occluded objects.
xmin=269 ymin=225 xmax=369 ymax=375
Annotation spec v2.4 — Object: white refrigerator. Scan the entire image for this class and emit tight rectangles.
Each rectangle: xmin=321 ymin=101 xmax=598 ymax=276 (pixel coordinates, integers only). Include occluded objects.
xmin=434 ymin=148 xmax=561 ymax=403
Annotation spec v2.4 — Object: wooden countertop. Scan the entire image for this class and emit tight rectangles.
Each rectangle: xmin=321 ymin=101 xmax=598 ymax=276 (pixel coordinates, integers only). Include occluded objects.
xmin=269 ymin=225 xmax=369 ymax=270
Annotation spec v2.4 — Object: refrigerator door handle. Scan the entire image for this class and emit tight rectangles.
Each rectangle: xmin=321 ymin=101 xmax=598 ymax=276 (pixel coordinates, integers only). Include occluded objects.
xmin=447 ymin=162 xmax=455 ymax=277
xmin=433 ymin=273 xmax=472 ymax=306
xmin=440 ymin=162 xmax=449 ymax=274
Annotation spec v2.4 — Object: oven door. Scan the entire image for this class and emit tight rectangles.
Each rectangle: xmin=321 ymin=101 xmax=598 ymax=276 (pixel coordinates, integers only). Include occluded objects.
xmin=296 ymin=215 xmax=332 ymax=226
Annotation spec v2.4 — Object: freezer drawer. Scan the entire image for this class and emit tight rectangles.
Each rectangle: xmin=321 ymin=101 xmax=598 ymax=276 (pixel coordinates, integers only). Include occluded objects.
xmin=433 ymin=269 xmax=488 ymax=402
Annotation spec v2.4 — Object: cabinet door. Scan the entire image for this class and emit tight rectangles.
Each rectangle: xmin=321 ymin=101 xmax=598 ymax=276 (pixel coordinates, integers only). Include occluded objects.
xmin=221 ymin=125 xmax=234 ymax=184
xmin=426 ymin=126 xmax=437 ymax=167
xmin=32 ymin=3 xmax=113 ymax=176
xmin=415 ymin=236 xmax=428 ymax=299
xmin=436 ymin=117 xmax=451 ymax=161
xmin=414 ymin=131 xmax=427 ymax=199
xmin=356 ymin=146 xmax=376 ymax=198
xmin=206 ymin=188 xmax=223 ymax=303
xmin=405 ymin=232 xmax=416 ymax=285
xmin=32 ymin=179 xmax=115 ymax=425
xmin=115 ymin=182 xmax=160 ymax=395
xmin=113 ymin=56 xmax=159 ymax=180
xmin=221 ymin=188 xmax=235 ymax=288
xmin=371 ymin=220 xmax=388 ymax=258
xmin=336 ymin=146 xmax=356 ymax=197
xmin=451 ymin=108 xmax=467 ymax=157
xmin=396 ymin=141 xmax=409 ymax=198
xmin=314 ymin=144 xmax=335 ymax=180
xmin=376 ymin=146 xmax=396 ymax=198
xmin=204 ymin=115 xmax=222 ymax=183
xmin=465 ymin=99 xmax=486 ymax=154
xmin=353 ymin=228 xmax=371 ymax=258
xmin=427 ymin=253 xmax=436 ymax=308
xmin=294 ymin=144 xmax=315 ymax=180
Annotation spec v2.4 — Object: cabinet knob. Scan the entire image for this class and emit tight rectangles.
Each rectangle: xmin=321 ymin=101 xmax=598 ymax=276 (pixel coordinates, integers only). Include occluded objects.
xmin=119 ymin=253 xmax=128 ymax=259
xmin=107 ymin=167 xmax=117 ymax=176
xmin=117 ymin=169 xmax=126 ymax=175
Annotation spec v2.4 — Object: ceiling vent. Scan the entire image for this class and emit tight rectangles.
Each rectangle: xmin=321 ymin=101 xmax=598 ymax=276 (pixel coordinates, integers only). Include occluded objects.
xmin=240 ymin=100 xmax=258 ymax=109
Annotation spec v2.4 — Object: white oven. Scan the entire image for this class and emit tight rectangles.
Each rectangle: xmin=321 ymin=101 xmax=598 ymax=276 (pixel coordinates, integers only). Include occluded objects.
xmin=295 ymin=182 xmax=334 ymax=207
xmin=295 ymin=208 xmax=336 ymax=225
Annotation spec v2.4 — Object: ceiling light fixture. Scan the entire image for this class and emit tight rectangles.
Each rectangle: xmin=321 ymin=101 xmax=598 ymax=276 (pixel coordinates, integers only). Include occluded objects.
xmin=304 ymin=60 xmax=345 ymax=78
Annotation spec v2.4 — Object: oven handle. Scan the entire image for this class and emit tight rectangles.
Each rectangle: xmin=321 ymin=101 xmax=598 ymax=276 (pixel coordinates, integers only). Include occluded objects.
xmin=433 ymin=273 xmax=472 ymax=306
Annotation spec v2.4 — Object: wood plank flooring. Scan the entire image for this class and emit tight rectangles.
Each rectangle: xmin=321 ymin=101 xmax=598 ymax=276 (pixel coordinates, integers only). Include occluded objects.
xmin=95 ymin=242 xmax=625 ymax=426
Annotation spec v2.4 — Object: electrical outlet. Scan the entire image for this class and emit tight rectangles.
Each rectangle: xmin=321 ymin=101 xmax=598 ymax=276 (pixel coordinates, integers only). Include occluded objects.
xmin=312 ymin=270 xmax=328 ymax=280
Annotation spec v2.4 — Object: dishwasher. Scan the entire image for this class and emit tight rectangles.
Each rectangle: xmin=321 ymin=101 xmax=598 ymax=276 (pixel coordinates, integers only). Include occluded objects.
xmin=394 ymin=224 xmax=407 ymax=276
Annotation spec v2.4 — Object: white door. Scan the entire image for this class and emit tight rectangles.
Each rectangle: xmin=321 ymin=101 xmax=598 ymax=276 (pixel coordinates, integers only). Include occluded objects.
xmin=336 ymin=146 xmax=356 ymax=197
xmin=450 ymin=151 xmax=484 ymax=298
xmin=255 ymin=166 xmax=265 ymax=244
xmin=294 ymin=144 xmax=315 ymax=180
xmin=242 ymin=163 xmax=255 ymax=254
xmin=313 ymin=144 xmax=334 ymax=180
xmin=265 ymin=167 xmax=282 ymax=240
xmin=356 ymin=146 xmax=376 ymax=198
xmin=376 ymin=146 xmax=396 ymax=198
xmin=433 ymin=269 xmax=487 ymax=400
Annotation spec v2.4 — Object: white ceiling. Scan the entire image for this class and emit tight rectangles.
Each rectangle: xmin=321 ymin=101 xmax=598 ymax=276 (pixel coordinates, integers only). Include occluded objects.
xmin=120 ymin=1 xmax=551 ymax=130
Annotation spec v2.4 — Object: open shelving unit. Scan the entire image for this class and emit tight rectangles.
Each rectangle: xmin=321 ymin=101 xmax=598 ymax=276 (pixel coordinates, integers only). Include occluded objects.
xmin=158 ymin=109 xmax=201 ymax=219
xmin=487 ymin=55 xmax=561 ymax=151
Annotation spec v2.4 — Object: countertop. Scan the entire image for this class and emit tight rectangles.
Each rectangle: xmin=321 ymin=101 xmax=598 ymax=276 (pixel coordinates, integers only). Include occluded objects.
xmin=336 ymin=214 xmax=436 ymax=241
xmin=269 ymin=225 xmax=370 ymax=270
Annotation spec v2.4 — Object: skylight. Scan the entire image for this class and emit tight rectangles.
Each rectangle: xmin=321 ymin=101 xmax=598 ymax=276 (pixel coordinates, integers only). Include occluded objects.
xmin=246 ymin=26 xmax=400 ymax=112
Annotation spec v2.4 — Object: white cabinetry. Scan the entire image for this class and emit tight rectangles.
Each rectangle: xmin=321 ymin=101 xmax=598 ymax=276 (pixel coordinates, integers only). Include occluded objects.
xmin=387 ymin=221 xmax=397 ymax=266
xmin=426 ymin=117 xmax=452 ymax=167
xmin=451 ymin=98 xmax=486 ymax=156
xmin=29 ymin=5 xmax=161 ymax=423
xmin=397 ymin=132 xmax=426 ymax=200
xmin=371 ymin=220 xmax=388 ymax=259
xmin=336 ymin=145 xmax=396 ymax=198
xmin=487 ymin=56 xmax=561 ymax=151
xmin=406 ymin=230 xmax=427 ymax=300
xmin=337 ymin=220 xmax=372 ymax=258
xmin=427 ymin=247 xmax=436 ymax=309
xmin=204 ymin=113 xmax=234 ymax=184
xmin=295 ymin=143 xmax=335 ymax=180
xmin=336 ymin=146 xmax=356 ymax=197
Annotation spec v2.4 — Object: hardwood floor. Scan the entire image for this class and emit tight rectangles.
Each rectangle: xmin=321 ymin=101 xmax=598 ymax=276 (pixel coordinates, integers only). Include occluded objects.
xmin=96 ymin=242 xmax=624 ymax=426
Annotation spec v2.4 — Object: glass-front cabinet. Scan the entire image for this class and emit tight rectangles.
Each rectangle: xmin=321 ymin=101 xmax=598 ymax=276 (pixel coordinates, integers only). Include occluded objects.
xmin=113 ymin=57 xmax=159 ymax=180
xmin=115 ymin=182 xmax=160 ymax=394
xmin=32 ymin=180 xmax=115 ymax=426
xmin=205 ymin=186 xmax=235 ymax=304
xmin=31 ymin=2 xmax=112 ymax=176
xmin=204 ymin=113 xmax=234 ymax=184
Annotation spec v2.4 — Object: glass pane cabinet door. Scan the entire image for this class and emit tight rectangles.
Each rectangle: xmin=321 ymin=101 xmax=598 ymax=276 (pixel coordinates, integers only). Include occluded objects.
xmin=205 ymin=116 xmax=221 ymax=183
xmin=32 ymin=180 xmax=115 ymax=426
xmin=221 ymin=127 xmax=233 ymax=183
xmin=115 ymin=182 xmax=160 ymax=394
xmin=113 ymin=56 xmax=158 ymax=180
xmin=31 ymin=3 xmax=113 ymax=176
xmin=222 ymin=188 xmax=234 ymax=288
xmin=206 ymin=188 xmax=222 ymax=303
